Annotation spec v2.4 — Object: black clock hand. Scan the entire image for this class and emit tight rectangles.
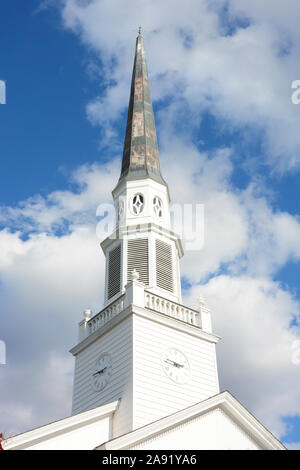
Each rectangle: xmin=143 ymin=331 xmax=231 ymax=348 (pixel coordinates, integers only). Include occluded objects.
xmin=93 ymin=366 xmax=107 ymax=376
xmin=173 ymin=361 xmax=184 ymax=368
xmin=164 ymin=359 xmax=184 ymax=368
xmin=164 ymin=359 xmax=176 ymax=366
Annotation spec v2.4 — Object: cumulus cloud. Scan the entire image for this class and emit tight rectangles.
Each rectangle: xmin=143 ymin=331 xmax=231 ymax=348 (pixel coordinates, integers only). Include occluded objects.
xmin=0 ymin=163 xmax=116 ymax=436
xmin=1 ymin=136 xmax=300 ymax=440
xmin=0 ymin=160 xmax=119 ymax=233
xmin=185 ymin=276 xmax=300 ymax=438
xmin=161 ymin=136 xmax=300 ymax=282
xmin=57 ymin=0 xmax=300 ymax=171
xmin=1 ymin=0 xmax=300 ymax=445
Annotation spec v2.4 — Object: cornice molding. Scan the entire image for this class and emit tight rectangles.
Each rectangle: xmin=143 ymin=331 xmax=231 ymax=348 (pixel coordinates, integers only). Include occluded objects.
xmin=70 ymin=303 xmax=220 ymax=356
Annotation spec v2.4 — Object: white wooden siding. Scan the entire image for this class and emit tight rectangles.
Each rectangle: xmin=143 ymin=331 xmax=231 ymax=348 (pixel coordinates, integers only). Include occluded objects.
xmin=132 ymin=314 xmax=219 ymax=429
xmin=130 ymin=408 xmax=261 ymax=450
xmin=72 ymin=307 xmax=219 ymax=438
xmin=72 ymin=316 xmax=133 ymax=437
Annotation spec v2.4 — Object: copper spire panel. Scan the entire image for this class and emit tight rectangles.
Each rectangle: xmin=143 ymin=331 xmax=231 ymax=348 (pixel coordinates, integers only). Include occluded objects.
xmin=119 ymin=32 xmax=164 ymax=184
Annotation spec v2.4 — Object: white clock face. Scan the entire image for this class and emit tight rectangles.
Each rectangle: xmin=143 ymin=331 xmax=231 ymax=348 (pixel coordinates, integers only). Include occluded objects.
xmin=91 ymin=353 xmax=112 ymax=392
xmin=161 ymin=348 xmax=190 ymax=384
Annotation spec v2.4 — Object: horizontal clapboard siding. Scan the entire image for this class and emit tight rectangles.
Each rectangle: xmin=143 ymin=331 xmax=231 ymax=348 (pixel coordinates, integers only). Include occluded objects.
xmin=156 ymin=239 xmax=173 ymax=292
xmin=72 ymin=316 xmax=133 ymax=437
xmin=130 ymin=408 xmax=261 ymax=451
xmin=132 ymin=314 xmax=219 ymax=429
xmin=127 ymin=238 xmax=149 ymax=285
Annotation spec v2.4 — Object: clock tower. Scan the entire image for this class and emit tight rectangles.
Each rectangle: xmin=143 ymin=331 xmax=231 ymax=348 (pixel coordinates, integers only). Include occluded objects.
xmin=70 ymin=30 xmax=220 ymax=439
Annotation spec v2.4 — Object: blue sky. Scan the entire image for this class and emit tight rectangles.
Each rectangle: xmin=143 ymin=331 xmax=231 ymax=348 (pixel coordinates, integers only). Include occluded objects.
xmin=0 ymin=1 xmax=103 ymax=204
xmin=1 ymin=0 xmax=300 ymax=448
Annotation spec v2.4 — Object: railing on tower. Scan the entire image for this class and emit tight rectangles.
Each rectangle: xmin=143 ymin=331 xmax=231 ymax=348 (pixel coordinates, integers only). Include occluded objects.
xmin=144 ymin=291 xmax=200 ymax=327
xmin=78 ymin=276 xmax=212 ymax=341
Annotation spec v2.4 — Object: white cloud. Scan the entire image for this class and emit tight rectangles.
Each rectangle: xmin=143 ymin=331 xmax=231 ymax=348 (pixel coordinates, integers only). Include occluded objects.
xmin=1 ymin=137 xmax=300 ymax=440
xmin=57 ymin=0 xmax=300 ymax=171
xmin=161 ymin=136 xmax=300 ymax=282
xmin=1 ymin=0 xmax=300 ymax=444
xmin=0 ymin=353 xmax=73 ymax=438
xmin=0 ymin=164 xmax=115 ymax=436
xmin=185 ymin=275 xmax=300 ymax=437
xmin=0 ymin=160 xmax=119 ymax=233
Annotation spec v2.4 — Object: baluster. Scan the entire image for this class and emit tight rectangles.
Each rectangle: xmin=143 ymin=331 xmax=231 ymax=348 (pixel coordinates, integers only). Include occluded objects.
xmin=184 ymin=310 xmax=188 ymax=322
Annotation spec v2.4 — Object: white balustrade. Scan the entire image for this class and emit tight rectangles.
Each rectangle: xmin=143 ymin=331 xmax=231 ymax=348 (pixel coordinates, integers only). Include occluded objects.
xmin=83 ymin=289 xmax=201 ymax=340
xmin=87 ymin=296 xmax=125 ymax=335
xmin=144 ymin=291 xmax=201 ymax=328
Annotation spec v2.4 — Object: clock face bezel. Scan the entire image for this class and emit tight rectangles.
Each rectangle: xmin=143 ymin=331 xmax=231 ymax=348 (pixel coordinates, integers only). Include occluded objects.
xmin=161 ymin=348 xmax=191 ymax=385
xmin=90 ymin=352 xmax=112 ymax=392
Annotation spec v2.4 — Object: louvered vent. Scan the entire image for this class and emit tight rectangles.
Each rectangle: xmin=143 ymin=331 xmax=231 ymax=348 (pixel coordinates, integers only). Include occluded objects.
xmin=127 ymin=238 xmax=149 ymax=285
xmin=108 ymin=244 xmax=121 ymax=300
xmin=156 ymin=239 xmax=174 ymax=292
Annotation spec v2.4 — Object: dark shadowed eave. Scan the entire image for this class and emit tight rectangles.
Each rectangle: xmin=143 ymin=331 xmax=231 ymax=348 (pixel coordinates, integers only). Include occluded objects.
xmin=119 ymin=30 xmax=165 ymax=185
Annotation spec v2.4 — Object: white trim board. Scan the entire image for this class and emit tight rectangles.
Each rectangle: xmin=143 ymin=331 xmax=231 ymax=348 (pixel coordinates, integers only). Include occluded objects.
xmin=96 ymin=392 xmax=285 ymax=451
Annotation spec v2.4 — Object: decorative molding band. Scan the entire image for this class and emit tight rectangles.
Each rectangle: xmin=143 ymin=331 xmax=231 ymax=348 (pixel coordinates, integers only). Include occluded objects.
xmin=74 ymin=282 xmax=213 ymax=350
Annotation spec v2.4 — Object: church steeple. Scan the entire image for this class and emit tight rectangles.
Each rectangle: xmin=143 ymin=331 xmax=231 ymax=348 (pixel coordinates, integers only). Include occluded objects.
xmin=70 ymin=33 xmax=220 ymax=441
xmin=120 ymin=29 xmax=164 ymax=184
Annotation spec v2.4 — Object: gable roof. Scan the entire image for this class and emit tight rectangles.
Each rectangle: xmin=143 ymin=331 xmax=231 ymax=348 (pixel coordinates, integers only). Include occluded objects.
xmin=96 ymin=392 xmax=285 ymax=450
xmin=3 ymin=400 xmax=119 ymax=450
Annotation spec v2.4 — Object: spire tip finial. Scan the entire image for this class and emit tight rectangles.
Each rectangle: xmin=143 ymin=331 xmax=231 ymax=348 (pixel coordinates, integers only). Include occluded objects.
xmin=138 ymin=26 xmax=142 ymax=36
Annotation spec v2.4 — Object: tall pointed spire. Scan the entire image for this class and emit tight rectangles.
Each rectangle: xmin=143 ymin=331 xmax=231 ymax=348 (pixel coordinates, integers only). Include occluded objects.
xmin=119 ymin=29 xmax=164 ymax=184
